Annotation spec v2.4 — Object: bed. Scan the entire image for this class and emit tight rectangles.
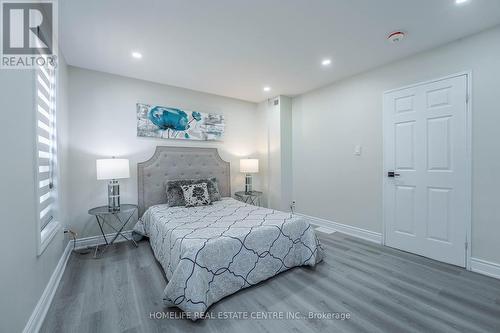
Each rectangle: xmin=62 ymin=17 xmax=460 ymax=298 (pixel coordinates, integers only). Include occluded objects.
xmin=134 ymin=146 xmax=324 ymax=318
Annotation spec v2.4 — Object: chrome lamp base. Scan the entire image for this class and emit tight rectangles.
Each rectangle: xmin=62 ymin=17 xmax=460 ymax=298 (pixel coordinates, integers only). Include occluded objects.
xmin=107 ymin=179 xmax=121 ymax=211
xmin=245 ymin=174 xmax=253 ymax=194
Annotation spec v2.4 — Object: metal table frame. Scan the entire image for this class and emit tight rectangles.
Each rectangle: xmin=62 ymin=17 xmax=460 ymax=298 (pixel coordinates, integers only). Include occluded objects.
xmin=88 ymin=204 xmax=138 ymax=258
xmin=234 ymin=191 xmax=263 ymax=206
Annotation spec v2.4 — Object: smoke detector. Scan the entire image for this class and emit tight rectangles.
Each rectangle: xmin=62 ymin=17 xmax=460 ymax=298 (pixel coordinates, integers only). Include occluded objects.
xmin=387 ymin=31 xmax=406 ymax=43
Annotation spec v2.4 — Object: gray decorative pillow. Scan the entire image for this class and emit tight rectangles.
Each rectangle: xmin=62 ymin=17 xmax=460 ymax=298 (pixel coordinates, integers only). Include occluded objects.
xmin=181 ymin=183 xmax=211 ymax=207
xmin=166 ymin=178 xmax=220 ymax=206
xmin=207 ymin=178 xmax=221 ymax=202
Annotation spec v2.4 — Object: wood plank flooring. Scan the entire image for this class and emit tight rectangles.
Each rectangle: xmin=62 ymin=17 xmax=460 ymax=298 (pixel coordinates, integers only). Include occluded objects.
xmin=40 ymin=232 xmax=500 ymax=333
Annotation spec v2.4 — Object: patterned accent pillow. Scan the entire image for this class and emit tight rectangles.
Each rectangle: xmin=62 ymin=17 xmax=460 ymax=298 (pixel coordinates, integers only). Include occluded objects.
xmin=181 ymin=183 xmax=212 ymax=207
xmin=166 ymin=178 xmax=220 ymax=206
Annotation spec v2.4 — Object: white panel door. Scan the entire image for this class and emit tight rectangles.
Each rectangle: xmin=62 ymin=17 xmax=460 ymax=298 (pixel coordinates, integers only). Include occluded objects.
xmin=383 ymin=75 xmax=469 ymax=267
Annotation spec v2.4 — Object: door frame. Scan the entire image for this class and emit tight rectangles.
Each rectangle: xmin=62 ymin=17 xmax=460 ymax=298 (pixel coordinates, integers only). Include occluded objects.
xmin=382 ymin=71 xmax=472 ymax=269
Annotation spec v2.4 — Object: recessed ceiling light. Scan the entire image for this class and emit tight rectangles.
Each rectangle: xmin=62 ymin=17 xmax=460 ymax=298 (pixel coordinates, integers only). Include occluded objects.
xmin=131 ymin=51 xmax=142 ymax=59
xmin=455 ymin=0 xmax=469 ymax=4
xmin=321 ymin=59 xmax=332 ymax=66
xmin=263 ymin=86 xmax=271 ymax=92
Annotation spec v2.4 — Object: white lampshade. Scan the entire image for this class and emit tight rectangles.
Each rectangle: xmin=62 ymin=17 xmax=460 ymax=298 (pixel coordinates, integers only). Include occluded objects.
xmin=240 ymin=159 xmax=259 ymax=173
xmin=96 ymin=159 xmax=130 ymax=180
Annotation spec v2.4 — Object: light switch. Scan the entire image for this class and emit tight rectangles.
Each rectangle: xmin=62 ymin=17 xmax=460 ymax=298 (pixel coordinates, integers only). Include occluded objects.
xmin=354 ymin=145 xmax=362 ymax=156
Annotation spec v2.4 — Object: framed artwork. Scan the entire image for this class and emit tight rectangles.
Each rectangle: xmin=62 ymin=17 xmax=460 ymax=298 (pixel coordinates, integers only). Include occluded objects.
xmin=137 ymin=103 xmax=225 ymax=141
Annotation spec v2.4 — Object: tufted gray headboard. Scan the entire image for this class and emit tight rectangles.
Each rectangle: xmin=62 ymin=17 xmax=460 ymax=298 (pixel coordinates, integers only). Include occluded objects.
xmin=137 ymin=146 xmax=231 ymax=216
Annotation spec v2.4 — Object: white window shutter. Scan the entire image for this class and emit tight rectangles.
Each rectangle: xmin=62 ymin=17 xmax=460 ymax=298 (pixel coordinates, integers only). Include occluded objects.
xmin=36 ymin=65 xmax=56 ymax=230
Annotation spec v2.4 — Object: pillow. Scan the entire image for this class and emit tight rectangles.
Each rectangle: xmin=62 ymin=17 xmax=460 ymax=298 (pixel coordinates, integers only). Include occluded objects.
xmin=206 ymin=178 xmax=221 ymax=202
xmin=181 ymin=183 xmax=211 ymax=207
xmin=166 ymin=178 xmax=220 ymax=206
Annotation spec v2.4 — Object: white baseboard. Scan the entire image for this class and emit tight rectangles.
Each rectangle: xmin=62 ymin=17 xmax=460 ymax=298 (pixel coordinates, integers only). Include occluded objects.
xmin=298 ymin=213 xmax=500 ymax=280
xmin=73 ymin=230 xmax=134 ymax=250
xmin=22 ymin=230 xmax=137 ymax=332
xmin=470 ymin=258 xmax=500 ymax=280
xmin=296 ymin=213 xmax=382 ymax=244
xmin=315 ymin=226 xmax=336 ymax=235
xmin=23 ymin=241 xmax=72 ymax=333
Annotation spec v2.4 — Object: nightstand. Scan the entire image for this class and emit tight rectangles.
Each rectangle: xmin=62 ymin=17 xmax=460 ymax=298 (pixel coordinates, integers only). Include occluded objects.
xmin=88 ymin=204 xmax=138 ymax=257
xmin=234 ymin=191 xmax=263 ymax=206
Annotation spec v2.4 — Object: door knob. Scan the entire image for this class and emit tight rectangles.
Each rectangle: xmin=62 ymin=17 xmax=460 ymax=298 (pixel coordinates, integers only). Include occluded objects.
xmin=387 ymin=171 xmax=401 ymax=178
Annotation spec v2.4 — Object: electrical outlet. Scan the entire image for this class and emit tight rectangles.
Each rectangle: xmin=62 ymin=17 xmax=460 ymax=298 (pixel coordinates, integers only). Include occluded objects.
xmin=64 ymin=228 xmax=77 ymax=239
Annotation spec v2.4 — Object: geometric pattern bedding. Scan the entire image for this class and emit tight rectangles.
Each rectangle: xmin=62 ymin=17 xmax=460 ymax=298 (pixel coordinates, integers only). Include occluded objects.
xmin=134 ymin=198 xmax=324 ymax=319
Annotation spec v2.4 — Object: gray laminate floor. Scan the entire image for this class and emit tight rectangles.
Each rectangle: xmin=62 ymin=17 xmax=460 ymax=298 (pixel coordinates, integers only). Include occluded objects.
xmin=40 ymin=231 xmax=500 ymax=333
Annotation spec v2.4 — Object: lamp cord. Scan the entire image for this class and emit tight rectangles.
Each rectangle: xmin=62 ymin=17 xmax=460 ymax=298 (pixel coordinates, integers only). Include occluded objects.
xmin=64 ymin=229 xmax=91 ymax=255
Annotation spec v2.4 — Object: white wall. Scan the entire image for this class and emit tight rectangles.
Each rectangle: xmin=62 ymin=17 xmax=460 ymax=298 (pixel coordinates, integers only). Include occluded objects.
xmin=259 ymin=96 xmax=293 ymax=211
xmin=256 ymin=100 xmax=270 ymax=206
xmin=0 ymin=54 xmax=70 ymax=332
xmin=292 ymin=26 xmax=500 ymax=264
xmin=67 ymin=67 xmax=264 ymax=237
xmin=263 ymin=98 xmax=281 ymax=209
xmin=279 ymin=96 xmax=293 ymax=211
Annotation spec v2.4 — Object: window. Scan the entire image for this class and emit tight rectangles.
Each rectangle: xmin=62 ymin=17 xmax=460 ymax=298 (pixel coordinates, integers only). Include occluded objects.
xmin=36 ymin=65 xmax=56 ymax=231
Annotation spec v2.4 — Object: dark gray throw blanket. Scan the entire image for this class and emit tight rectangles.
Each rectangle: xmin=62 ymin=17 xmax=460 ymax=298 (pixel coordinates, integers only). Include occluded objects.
xmin=134 ymin=198 xmax=324 ymax=319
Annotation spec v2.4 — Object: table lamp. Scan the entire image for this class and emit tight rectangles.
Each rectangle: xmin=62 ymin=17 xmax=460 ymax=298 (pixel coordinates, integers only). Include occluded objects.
xmin=96 ymin=158 xmax=130 ymax=211
xmin=240 ymin=158 xmax=259 ymax=194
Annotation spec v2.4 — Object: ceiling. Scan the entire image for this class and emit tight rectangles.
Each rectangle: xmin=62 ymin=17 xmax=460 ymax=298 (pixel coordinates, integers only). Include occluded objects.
xmin=60 ymin=0 xmax=500 ymax=103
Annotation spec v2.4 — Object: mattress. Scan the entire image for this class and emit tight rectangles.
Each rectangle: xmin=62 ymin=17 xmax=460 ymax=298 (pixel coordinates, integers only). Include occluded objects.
xmin=134 ymin=197 xmax=324 ymax=319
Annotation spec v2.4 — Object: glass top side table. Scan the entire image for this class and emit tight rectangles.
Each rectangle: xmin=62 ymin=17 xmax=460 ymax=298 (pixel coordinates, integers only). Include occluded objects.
xmin=88 ymin=204 xmax=138 ymax=257
xmin=234 ymin=191 xmax=263 ymax=207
